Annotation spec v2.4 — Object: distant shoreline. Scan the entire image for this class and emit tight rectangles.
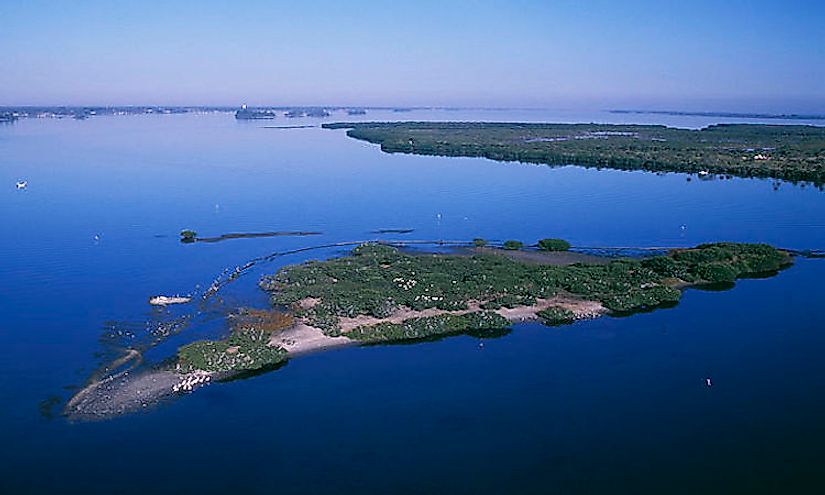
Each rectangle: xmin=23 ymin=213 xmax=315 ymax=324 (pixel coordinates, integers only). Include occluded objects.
xmin=611 ymin=109 xmax=825 ymax=121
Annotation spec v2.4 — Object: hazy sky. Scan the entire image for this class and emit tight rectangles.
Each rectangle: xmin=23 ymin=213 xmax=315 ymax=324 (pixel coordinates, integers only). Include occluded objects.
xmin=2 ymin=0 xmax=823 ymax=110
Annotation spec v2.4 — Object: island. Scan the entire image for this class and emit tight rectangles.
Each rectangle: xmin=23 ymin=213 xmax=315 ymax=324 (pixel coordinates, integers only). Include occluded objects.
xmin=65 ymin=240 xmax=792 ymax=420
xmin=177 ymin=241 xmax=790 ymax=373
xmin=322 ymin=122 xmax=825 ymax=185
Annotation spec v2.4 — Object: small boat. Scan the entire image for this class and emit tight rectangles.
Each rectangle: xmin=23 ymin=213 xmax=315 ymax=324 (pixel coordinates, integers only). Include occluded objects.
xmin=705 ymin=377 xmax=712 ymax=387
xmin=15 ymin=181 xmax=27 ymax=189
xmin=698 ymin=170 xmax=710 ymax=177
xmin=149 ymin=295 xmax=192 ymax=306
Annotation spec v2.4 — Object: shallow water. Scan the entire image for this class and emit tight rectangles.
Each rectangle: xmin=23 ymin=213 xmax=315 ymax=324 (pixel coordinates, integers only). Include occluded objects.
xmin=1 ymin=110 xmax=824 ymax=494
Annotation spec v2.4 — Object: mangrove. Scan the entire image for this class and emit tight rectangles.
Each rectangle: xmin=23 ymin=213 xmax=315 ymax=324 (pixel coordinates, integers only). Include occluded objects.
xmin=322 ymin=122 xmax=825 ymax=185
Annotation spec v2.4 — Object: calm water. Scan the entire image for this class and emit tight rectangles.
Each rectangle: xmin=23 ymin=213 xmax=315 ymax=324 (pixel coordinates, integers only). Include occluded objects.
xmin=1 ymin=110 xmax=824 ymax=494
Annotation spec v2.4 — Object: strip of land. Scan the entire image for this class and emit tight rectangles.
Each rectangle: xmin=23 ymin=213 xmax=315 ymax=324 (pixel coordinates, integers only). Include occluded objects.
xmin=323 ymin=122 xmax=825 ymax=184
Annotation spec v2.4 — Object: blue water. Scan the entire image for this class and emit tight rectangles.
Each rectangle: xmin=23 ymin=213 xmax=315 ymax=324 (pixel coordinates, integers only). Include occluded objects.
xmin=1 ymin=110 xmax=824 ymax=494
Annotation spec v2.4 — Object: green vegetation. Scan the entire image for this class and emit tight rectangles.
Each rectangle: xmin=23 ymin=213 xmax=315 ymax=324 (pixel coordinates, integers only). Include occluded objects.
xmin=180 ymin=229 xmax=198 ymax=243
xmin=538 ymin=238 xmax=571 ymax=251
xmin=537 ymin=306 xmax=577 ymax=326
xmin=177 ymin=309 xmax=293 ymax=373
xmin=348 ymin=311 xmax=509 ymax=343
xmin=473 ymin=238 xmax=488 ymax=247
xmin=323 ymin=122 xmax=825 ymax=185
xmin=261 ymin=242 xmax=791 ymax=340
xmin=177 ymin=329 xmax=286 ymax=373
xmin=503 ymin=240 xmax=524 ymax=250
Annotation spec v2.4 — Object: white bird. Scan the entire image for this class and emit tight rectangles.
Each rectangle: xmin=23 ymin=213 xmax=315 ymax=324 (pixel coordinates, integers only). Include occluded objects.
xmin=15 ymin=181 xmax=27 ymax=189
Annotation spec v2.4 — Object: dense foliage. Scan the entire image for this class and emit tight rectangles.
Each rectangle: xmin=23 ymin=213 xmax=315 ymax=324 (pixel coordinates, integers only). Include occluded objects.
xmin=503 ymin=240 xmax=525 ymax=250
xmin=347 ymin=311 xmax=509 ymax=343
xmin=261 ymin=242 xmax=790 ymax=337
xmin=180 ymin=229 xmax=198 ymax=243
xmin=536 ymin=306 xmax=577 ymax=325
xmin=537 ymin=238 xmax=571 ymax=251
xmin=323 ymin=122 xmax=825 ymax=185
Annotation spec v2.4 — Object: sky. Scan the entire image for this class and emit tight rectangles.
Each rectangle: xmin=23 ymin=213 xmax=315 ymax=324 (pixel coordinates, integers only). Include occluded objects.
xmin=1 ymin=0 xmax=824 ymax=111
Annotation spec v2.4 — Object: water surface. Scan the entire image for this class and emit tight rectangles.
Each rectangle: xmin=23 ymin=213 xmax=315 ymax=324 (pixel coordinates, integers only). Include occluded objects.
xmin=1 ymin=110 xmax=823 ymax=494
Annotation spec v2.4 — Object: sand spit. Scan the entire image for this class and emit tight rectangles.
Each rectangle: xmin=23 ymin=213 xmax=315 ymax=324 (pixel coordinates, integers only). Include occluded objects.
xmin=64 ymin=369 xmax=187 ymax=421
xmin=269 ymin=323 xmax=355 ymax=355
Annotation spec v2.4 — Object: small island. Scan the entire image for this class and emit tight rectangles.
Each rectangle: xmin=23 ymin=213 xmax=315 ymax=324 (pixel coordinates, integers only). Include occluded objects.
xmin=322 ymin=122 xmax=825 ymax=185
xmin=176 ymin=241 xmax=791 ymax=373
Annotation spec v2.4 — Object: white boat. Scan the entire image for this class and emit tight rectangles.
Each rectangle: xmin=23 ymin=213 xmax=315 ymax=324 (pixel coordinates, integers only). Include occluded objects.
xmin=698 ymin=170 xmax=709 ymax=177
xmin=15 ymin=181 xmax=27 ymax=189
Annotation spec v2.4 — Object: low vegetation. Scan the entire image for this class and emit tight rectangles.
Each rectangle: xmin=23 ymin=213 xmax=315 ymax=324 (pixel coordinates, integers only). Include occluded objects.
xmin=177 ymin=329 xmax=287 ymax=373
xmin=537 ymin=306 xmax=577 ymax=325
xmin=176 ymin=310 xmax=292 ymax=373
xmin=261 ymin=242 xmax=791 ymax=340
xmin=323 ymin=122 xmax=825 ymax=185
xmin=348 ymin=312 xmax=509 ymax=343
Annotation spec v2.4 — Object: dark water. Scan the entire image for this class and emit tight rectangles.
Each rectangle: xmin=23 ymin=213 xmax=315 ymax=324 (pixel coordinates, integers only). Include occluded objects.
xmin=1 ymin=110 xmax=824 ymax=494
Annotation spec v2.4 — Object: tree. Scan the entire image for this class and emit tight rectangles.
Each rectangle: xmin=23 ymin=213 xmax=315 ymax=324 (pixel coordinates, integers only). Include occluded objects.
xmin=180 ymin=229 xmax=198 ymax=243
xmin=537 ymin=238 xmax=571 ymax=251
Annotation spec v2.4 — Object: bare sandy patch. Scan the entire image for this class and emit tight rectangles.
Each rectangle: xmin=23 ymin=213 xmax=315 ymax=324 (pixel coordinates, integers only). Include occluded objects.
xmin=269 ymin=322 xmax=354 ymax=355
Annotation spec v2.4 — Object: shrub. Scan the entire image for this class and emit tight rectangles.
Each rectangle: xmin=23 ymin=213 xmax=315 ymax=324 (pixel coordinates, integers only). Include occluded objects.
xmin=472 ymin=238 xmax=488 ymax=247
xmin=537 ymin=306 xmax=576 ymax=325
xmin=537 ymin=238 xmax=571 ymax=251
xmin=180 ymin=229 xmax=198 ymax=243
xmin=503 ymin=240 xmax=524 ymax=250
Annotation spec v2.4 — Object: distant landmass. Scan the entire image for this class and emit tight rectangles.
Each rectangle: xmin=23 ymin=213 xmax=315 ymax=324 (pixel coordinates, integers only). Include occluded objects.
xmin=235 ymin=107 xmax=278 ymax=120
xmin=324 ymin=121 xmax=825 ymax=185
xmin=611 ymin=109 xmax=825 ymax=121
